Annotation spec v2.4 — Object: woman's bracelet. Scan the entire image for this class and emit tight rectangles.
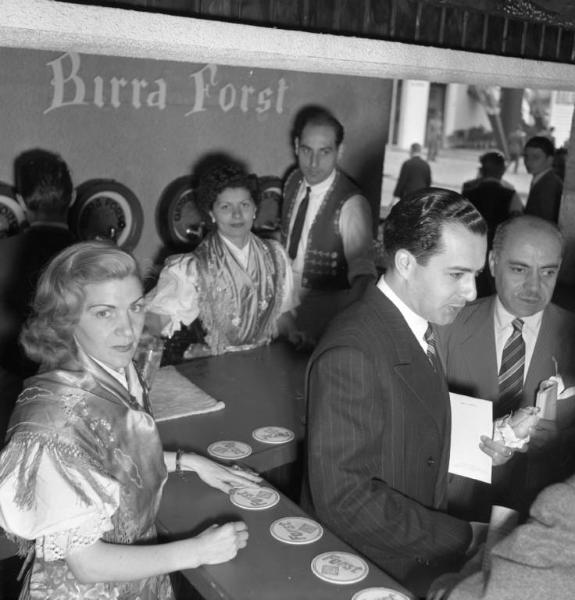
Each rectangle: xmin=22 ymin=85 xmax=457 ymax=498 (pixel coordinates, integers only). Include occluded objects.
xmin=175 ymin=449 xmax=184 ymax=476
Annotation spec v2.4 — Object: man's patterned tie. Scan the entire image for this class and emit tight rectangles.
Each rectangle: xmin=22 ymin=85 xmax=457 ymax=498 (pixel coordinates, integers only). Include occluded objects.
xmin=425 ymin=324 xmax=441 ymax=373
xmin=496 ymin=318 xmax=525 ymax=418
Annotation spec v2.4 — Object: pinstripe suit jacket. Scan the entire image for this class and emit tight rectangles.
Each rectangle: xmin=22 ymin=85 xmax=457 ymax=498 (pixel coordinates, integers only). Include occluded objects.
xmin=303 ymin=285 xmax=472 ymax=595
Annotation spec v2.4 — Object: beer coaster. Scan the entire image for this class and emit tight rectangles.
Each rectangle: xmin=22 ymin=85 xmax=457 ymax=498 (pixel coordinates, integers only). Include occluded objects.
xmin=270 ymin=516 xmax=324 ymax=545
xmin=311 ymin=551 xmax=369 ymax=585
xmin=229 ymin=486 xmax=280 ymax=510
xmin=252 ymin=426 xmax=295 ymax=444
xmin=352 ymin=588 xmax=411 ymax=600
xmin=207 ymin=440 xmax=252 ymax=460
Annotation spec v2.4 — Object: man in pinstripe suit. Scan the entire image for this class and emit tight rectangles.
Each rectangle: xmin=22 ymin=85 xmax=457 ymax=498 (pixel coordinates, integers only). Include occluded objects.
xmin=304 ymin=188 xmax=508 ymax=596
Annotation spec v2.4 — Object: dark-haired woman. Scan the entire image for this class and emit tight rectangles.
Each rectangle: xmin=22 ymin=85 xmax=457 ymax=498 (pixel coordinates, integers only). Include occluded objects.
xmin=147 ymin=161 xmax=296 ymax=357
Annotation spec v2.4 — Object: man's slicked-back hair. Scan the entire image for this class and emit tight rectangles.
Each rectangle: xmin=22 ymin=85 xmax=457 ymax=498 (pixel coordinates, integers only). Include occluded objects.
xmin=384 ymin=187 xmax=487 ymax=267
xmin=292 ymin=105 xmax=344 ymax=147
xmin=15 ymin=149 xmax=73 ymax=215
xmin=524 ymin=135 xmax=555 ymax=157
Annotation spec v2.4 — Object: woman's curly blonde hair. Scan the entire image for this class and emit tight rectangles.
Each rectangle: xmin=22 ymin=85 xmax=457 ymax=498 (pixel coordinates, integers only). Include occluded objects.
xmin=21 ymin=241 xmax=141 ymax=371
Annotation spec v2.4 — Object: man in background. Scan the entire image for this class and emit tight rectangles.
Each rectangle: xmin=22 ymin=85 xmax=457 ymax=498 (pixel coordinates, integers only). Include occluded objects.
xmin=281 ymin=105 xmax=376 ymax=343
xmin=393 ymin=142 xmax=432 ymax=202
xmin=426 ymin=111 xmax=443 ymax=161
xmin=304 ymin=188 xmax=510 ymax=597
xmin=461 ymin=151 xmax=523 ymax=297
xmin=440 ymin=216 xmax=575 ymax=522
xmin=523 ymin=135 xmax=562 ymax=223
xmin=0 ymin=149 xmax=75 ymax=383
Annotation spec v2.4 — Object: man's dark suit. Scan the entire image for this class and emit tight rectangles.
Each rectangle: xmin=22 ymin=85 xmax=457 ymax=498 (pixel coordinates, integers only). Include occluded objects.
xmin=439 ymin=296 xmax=575 ymax=520
xmin=525 ymin=169 xmax=563 ymax=223
xmin=393 ymin=155 xmax=432 ymax=201
xmin=0 ymin=224 xmax=75 ymax=376
xmin=304 ymin=285 xmax=471 ymax=595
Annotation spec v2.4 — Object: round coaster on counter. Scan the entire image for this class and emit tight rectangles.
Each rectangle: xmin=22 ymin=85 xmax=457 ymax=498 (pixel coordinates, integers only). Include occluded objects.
xmin=311 ymin=551 xmax=369 ymax=585
xmin=207 ymin=440 xmax=252 ymax=460
xmin=229 ymin=486 xmax=280 ymax=510
xmin=270 ymin=516 xmax=323 ymax=545
xmin=252 ymin=426 xmax=295 ymax=444
xmin=352 ymin=588 xmax=411 ymax=600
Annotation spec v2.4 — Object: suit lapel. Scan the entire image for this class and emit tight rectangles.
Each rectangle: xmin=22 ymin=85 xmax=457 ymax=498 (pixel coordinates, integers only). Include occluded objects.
xmin=366 ymin=288 xmax=448 ymax=432
xmin=459 ymin=298 xmax=499 ymax=401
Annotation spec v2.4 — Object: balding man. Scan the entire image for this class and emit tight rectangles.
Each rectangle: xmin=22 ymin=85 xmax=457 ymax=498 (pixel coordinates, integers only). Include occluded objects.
xmin=440 ymin=215 xmax=575 ymax=521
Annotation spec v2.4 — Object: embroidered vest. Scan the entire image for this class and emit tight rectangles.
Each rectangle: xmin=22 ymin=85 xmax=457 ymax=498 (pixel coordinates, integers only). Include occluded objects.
xmin=282 ymin=169 xmax=360 ymax=291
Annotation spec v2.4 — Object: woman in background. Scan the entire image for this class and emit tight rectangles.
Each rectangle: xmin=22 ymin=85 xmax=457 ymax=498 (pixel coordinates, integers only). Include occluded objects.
xmin=147 ymin=160 xmax=297 ymax=358
xmin=0 ymin=241 xmax=259 ymax=600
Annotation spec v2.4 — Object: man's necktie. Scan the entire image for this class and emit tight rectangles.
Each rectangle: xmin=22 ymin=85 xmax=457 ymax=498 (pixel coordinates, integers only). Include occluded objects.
xmin=425 ymin=324 xmax=442 ymax=373
xmin=497 ymin=318 xmax=525 ymax=418
xmin=287 ymin=186 xmax=311 ymax=260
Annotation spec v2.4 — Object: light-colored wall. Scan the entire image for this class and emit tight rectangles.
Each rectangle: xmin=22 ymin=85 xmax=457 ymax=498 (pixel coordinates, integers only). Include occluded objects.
xmin=396 ymin=80 xmax=430 ymax=149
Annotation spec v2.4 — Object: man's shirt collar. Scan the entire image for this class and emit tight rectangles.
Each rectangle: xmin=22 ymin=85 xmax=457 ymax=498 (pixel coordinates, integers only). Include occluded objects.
xmin=303 ymin=168 xmax=337 ymax=196
xmin=377 ymin=275 xmax=429 ymax=351
xmin=493 ymin=295 xmax=543 ymax=334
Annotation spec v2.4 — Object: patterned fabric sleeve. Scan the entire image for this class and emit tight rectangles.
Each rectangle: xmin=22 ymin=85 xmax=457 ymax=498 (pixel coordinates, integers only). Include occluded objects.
xmin=272 ymin=241 xmax=298 ymax=315
xmin=0 ymin=437 xmax=120 ymax=561
xmin=146 ymin=254 xmax=200 ymax=337
xmin=339 ymin=195 xmax=377 ymax=284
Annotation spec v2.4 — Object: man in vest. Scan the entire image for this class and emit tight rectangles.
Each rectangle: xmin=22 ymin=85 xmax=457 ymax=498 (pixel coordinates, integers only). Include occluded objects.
xmin=281 ymin=106 xmax=376 ymax=343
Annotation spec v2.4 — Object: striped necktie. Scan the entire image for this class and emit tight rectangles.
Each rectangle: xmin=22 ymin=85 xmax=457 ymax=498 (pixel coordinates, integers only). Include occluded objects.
xmin=496 ymin=318 xmax=525 ymax=418
xmin=287 ymin=186 xmax=311 ymax=260
xmin=424 ymin=324 xmax=441 ymax=373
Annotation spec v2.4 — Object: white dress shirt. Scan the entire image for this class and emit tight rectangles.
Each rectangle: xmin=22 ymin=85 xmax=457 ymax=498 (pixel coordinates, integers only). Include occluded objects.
xmin=377 ymin=275 xmax=429 ymax=354
xmin=493 ymin=297 xmax=543 ymax=380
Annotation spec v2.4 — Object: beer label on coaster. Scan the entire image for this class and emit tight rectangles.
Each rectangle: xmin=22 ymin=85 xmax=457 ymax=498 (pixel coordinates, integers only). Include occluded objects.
xmin=270 ymin=516 xmax=324 ymax=545
xmin=311 ymin=551 xmax=369 ymax=585
xmin=352 ymin=587 xmax=411 ymax=600
xmin=229 ymin=486 xmax=280 ymax=510
xmin=252 ymin=426 xmax=295 ymax=444
xmin=207 ymin=440 xmax=252 ymax=460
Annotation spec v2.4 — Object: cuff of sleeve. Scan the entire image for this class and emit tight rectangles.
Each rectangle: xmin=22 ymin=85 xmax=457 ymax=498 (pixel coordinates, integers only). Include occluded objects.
xmin=37 ymin=511 xmax=114 ymax=561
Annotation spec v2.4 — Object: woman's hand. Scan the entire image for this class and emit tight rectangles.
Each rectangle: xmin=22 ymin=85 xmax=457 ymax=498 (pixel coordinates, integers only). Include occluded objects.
xmin=193 ymin=522 xmax=249 ymax=565
xmin=183 ymin=453 xmax=262 ymax=493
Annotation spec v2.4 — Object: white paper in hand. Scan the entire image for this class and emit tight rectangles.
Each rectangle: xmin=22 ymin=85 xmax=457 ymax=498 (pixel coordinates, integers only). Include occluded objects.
xmin=448 ymin=392 xmax=493 ymax=483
